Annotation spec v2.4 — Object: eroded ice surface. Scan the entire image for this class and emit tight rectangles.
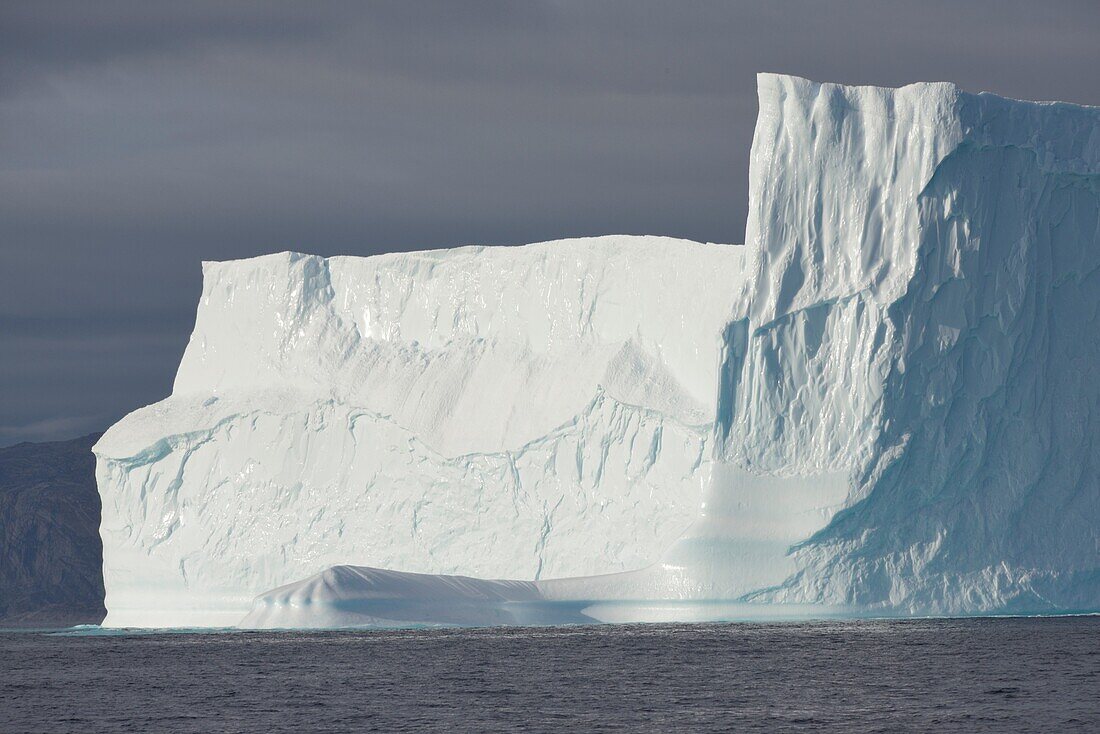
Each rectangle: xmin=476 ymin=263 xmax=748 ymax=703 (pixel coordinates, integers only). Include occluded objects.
xmin=712 ymin=74 xmax=1100 ymax=614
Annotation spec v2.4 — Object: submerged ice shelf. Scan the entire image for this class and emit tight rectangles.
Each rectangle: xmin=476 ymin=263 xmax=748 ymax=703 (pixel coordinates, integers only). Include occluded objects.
xmin=96 ymin=74 xmax=1100 ymax=628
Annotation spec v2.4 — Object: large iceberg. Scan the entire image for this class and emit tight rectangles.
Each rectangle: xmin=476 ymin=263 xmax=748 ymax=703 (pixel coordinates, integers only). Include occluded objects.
xmin=96 ymin=74 xmax=1100 ymax=628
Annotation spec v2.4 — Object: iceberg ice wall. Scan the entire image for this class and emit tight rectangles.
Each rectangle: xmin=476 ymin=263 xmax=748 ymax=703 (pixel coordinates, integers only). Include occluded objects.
xmin=96 ymin=74 xmax=1099 ymax=628
xmin=94 ymin=237 xmax=750 ymax=626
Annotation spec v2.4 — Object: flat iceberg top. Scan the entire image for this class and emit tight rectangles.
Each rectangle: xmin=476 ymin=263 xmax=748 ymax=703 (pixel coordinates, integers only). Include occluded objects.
xmin=94 ymin=235 xmax=749 ymax=460
xmin=762 ymin=72 xmax=1100 ymax=125
xmin=749 ymin=74 xmax=1100 ymax=324
xmin=187 ymin=235 xmax=745 ymax=375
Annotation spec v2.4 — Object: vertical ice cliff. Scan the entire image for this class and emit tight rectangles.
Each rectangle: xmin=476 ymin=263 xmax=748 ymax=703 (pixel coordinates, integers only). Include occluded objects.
xmin=94 ymin=237 xmax=750 ymax=626
xmin=699 ymin=74 xmax=1100 ymax=614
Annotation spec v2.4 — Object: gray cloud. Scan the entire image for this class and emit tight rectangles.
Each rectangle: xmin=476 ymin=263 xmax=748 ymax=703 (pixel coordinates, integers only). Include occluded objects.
xmin=1 ymin=1 xmax=1098 ymax=445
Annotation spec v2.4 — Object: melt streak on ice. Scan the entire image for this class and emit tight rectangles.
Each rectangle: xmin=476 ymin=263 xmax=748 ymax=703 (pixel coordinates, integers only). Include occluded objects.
xmin=96 ymin=74 xmax=1100 ymax=628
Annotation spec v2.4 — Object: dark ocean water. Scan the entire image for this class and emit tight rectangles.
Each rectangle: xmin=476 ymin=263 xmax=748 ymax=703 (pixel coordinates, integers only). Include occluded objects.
xmin=1 ymin=617 xmax=1097 ymax=733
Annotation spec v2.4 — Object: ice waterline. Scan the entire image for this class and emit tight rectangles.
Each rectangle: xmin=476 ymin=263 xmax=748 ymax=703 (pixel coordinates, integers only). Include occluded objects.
xmin=94 ymin=73 xmax=1100 ymax=628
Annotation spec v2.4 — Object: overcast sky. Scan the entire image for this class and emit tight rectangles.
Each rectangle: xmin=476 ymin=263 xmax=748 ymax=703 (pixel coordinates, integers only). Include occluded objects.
xmin=2 ymin=1 xmax=1098 ymax=445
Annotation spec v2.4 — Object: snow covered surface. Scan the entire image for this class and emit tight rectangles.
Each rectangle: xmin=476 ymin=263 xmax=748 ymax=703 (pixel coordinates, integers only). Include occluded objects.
xmin=94 ymin=236 xmax=750 ymax=627
xmin=97 ymin=73 xmax=1100 ymax=629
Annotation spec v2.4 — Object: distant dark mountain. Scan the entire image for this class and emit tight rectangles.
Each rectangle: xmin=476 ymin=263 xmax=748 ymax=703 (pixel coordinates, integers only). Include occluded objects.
xmin=0 ymin=433 xmax=105 ymax=627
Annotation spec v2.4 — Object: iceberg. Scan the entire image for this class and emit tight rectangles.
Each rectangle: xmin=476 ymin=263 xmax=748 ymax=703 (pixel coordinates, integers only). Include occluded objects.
xmin=96 ymin=74 xmax=1100 ymax=628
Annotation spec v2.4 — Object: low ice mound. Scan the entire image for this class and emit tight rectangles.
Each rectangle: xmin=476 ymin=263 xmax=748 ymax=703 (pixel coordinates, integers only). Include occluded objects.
xmin=94 ymin=236 xmax=750 ymax=627
xmin=240 ymin=564 xmax=849 ymax=628
xmin=241 ymin=565 xmax=595 ymax=628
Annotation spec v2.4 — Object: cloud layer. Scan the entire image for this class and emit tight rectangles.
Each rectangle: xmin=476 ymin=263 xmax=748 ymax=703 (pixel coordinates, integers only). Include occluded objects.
xmin=2 ymin=1 xmax=1098 ymax=444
